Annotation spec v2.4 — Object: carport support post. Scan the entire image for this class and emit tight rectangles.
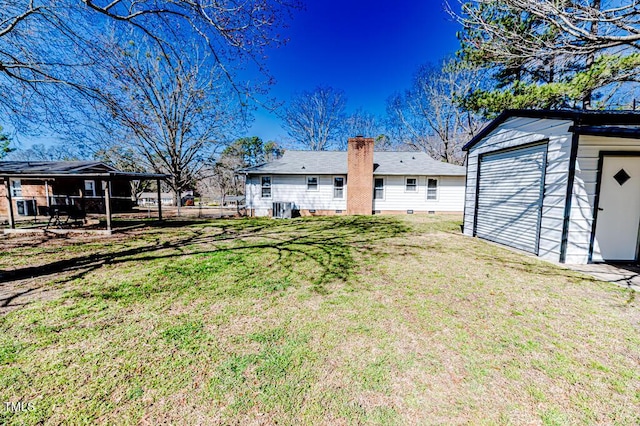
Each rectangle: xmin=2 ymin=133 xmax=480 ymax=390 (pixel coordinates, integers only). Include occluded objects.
xmin=4 ymin=178 xmax=15 ymax=229
xmin=103 ymin=180 xmax=112 ymax=232
xmin=156 ymin=179 xmax=163 ymax=221
xmin=45 ymin=181 xmax=50 ymax=207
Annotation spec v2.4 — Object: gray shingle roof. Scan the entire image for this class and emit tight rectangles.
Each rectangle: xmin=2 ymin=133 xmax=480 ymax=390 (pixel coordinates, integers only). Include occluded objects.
xmin=241 ymin=151 xmax=465 ymax=176
xmin=0 ymin=161 xmax=168 ymax=179
xmin=372 ymin=152 xmax=465 ymax=175
xmin=0 ymin=161 xmax=117 ymax=174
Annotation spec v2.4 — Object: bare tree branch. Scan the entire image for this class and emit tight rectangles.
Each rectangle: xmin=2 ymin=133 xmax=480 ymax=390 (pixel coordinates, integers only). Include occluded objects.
xmin=448 ymin=0 xmax=640 ymax=111
xmin=93 ymin=41 xmax=245 ymax=202
xmin=386 ymin=59 xmax=486 ymax=165
xmin=281 ymin=86 xmax=347 ymax=151
xmin=0 ymin=0 xmax=301 ymax=131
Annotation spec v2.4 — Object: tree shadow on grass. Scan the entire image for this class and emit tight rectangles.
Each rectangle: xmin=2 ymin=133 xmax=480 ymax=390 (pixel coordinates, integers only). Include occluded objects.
xmin=0 ymin=216 xmax=411 ymax=310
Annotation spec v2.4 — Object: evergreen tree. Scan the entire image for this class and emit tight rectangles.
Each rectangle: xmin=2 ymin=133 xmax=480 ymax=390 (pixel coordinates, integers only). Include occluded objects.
xmin=0 ymin=126 xmax=12 ymax=159
xmin=451 ymin=0 xmax=640 ymax=115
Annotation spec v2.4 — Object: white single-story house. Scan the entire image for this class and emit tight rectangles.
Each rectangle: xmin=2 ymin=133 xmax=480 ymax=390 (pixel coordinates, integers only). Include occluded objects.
xmin=138 ymin=192 xmax=175 ymax=206
xmin=463 ymin=109 xmax=640 ymax=264
xmin=137 ymin=190 xmax=195 ymax=206
xmin=241 ymin=137 xmax=466 ymax=217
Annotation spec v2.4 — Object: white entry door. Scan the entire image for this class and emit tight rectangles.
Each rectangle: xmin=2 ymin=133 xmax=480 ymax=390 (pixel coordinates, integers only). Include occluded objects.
xmin=593 ymin=156 xmax=640 ymax=262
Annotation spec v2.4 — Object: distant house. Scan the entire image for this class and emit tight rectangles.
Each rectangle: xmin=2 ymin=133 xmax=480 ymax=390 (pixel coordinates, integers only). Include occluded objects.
xmin=138 ymin=190 xmax=194 ymax=207
xmin=463 ymin=109 xmax=640 ymax=264
xmin=240 ymin=137 xmax=466 ymax=217
xmin=219 ymin=195 xmax=244 ymax=207
xmin=138 ymin=192 xmax=175 ymax=207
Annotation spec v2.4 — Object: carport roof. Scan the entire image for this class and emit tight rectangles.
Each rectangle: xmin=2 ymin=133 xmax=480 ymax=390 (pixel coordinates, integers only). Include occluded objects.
xmin=0 ymin=161 xmax=167 ymax=179
xmin=463 ymin=109 xmax=640 ymax=151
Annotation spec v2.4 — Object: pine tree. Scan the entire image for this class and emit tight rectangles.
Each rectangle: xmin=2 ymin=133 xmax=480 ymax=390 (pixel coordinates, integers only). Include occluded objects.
xmin=451 ymin=0 xmax=640 ymax=116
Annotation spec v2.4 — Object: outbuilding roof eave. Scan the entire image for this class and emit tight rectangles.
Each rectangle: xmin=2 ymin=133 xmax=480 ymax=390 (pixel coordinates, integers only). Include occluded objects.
xmin=570 ymin=125 xmax=640 ymax=139
xmin=462 ymin=109 xmax=640 ymax=152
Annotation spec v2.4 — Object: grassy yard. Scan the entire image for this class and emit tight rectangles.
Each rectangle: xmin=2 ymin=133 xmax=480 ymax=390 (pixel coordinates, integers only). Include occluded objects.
xmin=0 ymin=215 xmax=638 ymax=425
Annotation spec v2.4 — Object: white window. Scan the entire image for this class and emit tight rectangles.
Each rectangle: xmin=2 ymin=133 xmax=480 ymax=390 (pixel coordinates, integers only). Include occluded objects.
xmin=374 ymin=178 xmax=384 ymax=200
xmin=405 ymin=177 xmax=417 ymax=192
xmin=306 ymin=176 xmax=318 ymax=191
xmin=10 ymin=180 xmax=22 ymax=197
xmin=333 ymin=176 xmax=344 ymax=199
xmin=84 ymin=180 xmax=96 ymax=197
xmin=261 ymin=176 xmax=272 ymax=198
xmin=427 ymin=178 xmax=438 ymax=200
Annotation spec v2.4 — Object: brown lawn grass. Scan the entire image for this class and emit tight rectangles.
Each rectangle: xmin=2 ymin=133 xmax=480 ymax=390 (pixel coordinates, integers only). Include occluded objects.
xmin=0 ymin=214 xmax=638 ymax=425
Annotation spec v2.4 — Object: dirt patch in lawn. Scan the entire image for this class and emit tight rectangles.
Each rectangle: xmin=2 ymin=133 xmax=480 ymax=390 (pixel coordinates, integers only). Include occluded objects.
xmin=0 ymin=228 xmax=156 ymax=314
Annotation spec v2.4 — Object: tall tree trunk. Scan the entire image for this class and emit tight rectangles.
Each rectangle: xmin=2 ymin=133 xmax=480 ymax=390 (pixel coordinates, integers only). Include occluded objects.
xmin=583 ymin=0 xmax=601 ymax=109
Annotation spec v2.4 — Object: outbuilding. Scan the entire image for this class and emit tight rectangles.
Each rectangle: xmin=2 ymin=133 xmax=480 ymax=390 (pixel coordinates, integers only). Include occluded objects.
xmin=463 ymin=109 xmax=640 ymax=264
xmin=1 ymin=161 xmax=167 ymax=233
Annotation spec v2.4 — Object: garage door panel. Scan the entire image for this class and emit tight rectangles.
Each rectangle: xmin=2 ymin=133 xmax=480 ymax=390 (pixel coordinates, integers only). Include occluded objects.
xmin=476 ymin=143 xmax=548 ymax=254
xmin=478 ymin=194 xmax=545 ymax=204
xmin=476 ymin=211 xmax=540 ymax=227
xmin=476 ymin=216 xmax=541 ymax=239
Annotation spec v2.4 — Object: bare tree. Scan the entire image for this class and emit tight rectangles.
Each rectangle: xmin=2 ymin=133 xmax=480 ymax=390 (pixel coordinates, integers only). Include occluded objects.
xmin=97 ymin=42 xmax=244 ymax=205
xmin=95 ymin=144 xmax=152 ymax=203
xmin=450 ymin=0 xmax=639 ymax=60
xmin=342 ymin=108 xmax=383 ymax=144
xmin=281 ymin=86 xmax=347 ymax=151
xmin=0 ymin=1 xmax=301 ymax=130
xmin=369 ymin=134 xmax=400 ymax=152
xmin=6 ymin=142 xmax=80 ymax=161
xmin=448 ymin=0 xmax=640 ymax=111
xmin=387 ymin=59 xmax=485 ymax=165
xmin=198 ymin=136 xmax=283 ymax=204
xmin=203 ymin=159 xmax=245 ymax=207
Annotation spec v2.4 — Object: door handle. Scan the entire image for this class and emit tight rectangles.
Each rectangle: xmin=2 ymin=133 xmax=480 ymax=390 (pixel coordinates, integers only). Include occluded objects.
xmin=598 ymin=207 xmax=604 ymax=211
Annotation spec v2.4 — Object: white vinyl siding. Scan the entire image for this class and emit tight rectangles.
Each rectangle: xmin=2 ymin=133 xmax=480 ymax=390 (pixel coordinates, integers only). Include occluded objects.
xmin=373 ymin=175 xmax=464 ymax=212
xmin=565 ymin=135 xmax=640 ymax=263
xmin=247 ymin=175 xmax=347 ymax=216
xmin=247 ymin=174 xmax=466 ymax=216
xmin=464 ymin=117 xmax=573 ymax=262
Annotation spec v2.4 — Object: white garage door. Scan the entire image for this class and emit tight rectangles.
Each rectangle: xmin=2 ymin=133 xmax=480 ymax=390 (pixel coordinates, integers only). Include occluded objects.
xmin=475 ymin=143 xmax=548 ymax=254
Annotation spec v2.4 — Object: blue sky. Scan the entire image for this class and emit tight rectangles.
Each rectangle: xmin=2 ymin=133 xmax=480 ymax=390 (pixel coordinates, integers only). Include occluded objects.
xmin=10 ymin=1 xmax=462 ymax=152
xmin=245 ymin=1 xmax=463 ymax=143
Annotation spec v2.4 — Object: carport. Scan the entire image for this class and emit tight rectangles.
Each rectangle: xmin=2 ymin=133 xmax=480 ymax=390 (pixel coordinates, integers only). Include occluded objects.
xmin=1 ymin=161 xmax=167 ymax=234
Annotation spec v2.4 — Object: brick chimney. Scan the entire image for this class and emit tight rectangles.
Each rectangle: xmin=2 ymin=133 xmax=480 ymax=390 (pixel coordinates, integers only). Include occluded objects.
xmin=347 ymin=136 xmax=374 ymax=215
